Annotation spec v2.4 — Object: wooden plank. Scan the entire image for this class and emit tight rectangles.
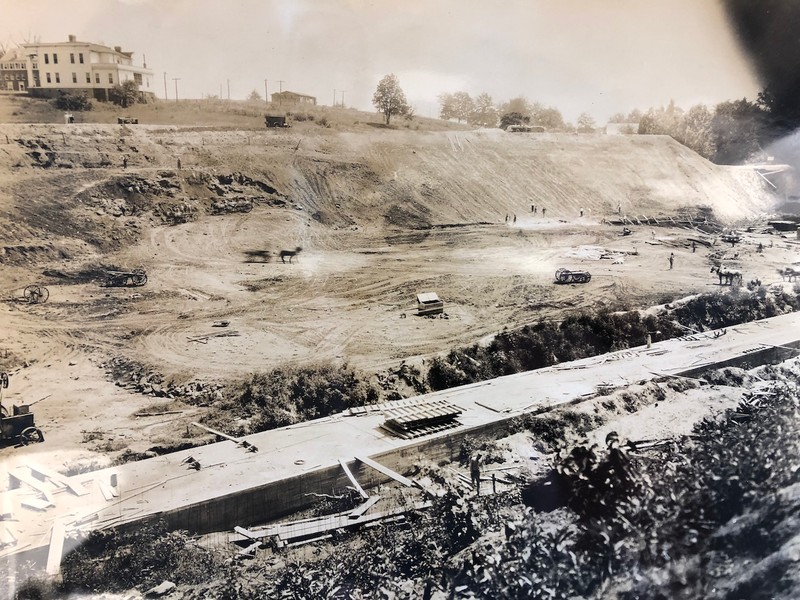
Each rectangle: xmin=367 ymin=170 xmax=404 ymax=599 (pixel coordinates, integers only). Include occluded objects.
xmin=355 ymin=455 xmax=414 ymax=487
xmin=238 ymin=540 xmax=262 ymax=556
xmin=25 ymin=463 xmax=68 ymax=489
xmin=20 ymin=498 xmax=53 ymax=510
xmin=348 ymin=495 xmax=381 ymax=520
xmin=10 ymin=468 xmax=54 ymax=503
xmin=234 ymin=526 xmax=264 ymax=541
xmin=0 ymin=526 xmax=16 ymax=546
xmin=96 ymin=480 xmax=114 ymax=501
xmin=46 ymin=519 xmax=66 ymax=575
xmin=338 ymin=459 xmax=369 ymax=500
xmin=191 ymin=421 xmax=239 ymax=443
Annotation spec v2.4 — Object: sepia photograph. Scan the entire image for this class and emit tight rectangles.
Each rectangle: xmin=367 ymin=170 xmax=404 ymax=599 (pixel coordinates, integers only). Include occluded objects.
xmin=1 ymin=0 xmax=800 ymax=598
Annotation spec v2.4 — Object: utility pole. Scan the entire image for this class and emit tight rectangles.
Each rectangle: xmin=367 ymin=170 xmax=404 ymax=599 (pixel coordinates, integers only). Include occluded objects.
xmin=333 ymin=89 xmax=336 ymax=107
xmin=264 ymin=79 xmax=268 ymax=104
xmin=340 ymin=90 xmax=346 ymax=108
xmin=163 ymin=72 xmax=168 ymax=100
xmin=227 ymin=79 xmax=230 ymax=100
xmin=277 ymin=80 xmax=285 ymax=105
xmin=172 ymin=78 xmax=180 ymax=102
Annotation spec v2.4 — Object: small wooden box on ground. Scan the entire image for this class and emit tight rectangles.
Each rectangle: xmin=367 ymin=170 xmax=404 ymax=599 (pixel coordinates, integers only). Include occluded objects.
xmin=417 ymin=292 xmax=443 ymax=316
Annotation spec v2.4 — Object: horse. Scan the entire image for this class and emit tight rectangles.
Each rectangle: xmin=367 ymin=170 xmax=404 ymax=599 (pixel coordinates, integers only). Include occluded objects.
xmin=711 ymin=265 xmax=742 ymax=286
xmin=778 ymin=267 xmax=799 ymax=282
xmin=279 ymin=247 xmax=302 ymax=264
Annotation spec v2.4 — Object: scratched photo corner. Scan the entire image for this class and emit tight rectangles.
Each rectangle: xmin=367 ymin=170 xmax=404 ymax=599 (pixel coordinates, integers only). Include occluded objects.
xmin=1 ymin=1 xmax=800 ymax=599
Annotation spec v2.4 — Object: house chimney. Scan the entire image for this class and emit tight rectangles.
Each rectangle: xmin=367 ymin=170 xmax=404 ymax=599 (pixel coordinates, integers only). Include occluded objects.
xmin=68 ymin=34 xmax=76 ymax=42
xmin=114 ymin=46 xmax=122 ymax=53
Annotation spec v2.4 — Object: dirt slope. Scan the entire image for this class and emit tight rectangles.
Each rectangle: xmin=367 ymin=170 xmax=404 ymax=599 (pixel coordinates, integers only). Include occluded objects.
xmin=0 ymin=121 xmax=794 ymax=469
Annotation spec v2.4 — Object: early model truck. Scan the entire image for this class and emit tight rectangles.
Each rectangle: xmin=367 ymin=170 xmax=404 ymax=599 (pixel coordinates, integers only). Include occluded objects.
xmin=0 ymin=373 xmax=44 ymax=446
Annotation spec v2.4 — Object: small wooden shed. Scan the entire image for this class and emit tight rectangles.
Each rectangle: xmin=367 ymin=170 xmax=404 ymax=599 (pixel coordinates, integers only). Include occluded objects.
xmin=417 ymin=292 xmax=444 ymax=316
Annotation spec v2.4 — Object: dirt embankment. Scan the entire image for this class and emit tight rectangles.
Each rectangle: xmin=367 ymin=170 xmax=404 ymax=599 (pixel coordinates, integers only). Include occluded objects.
xmin=1 ymin=122 xmax=793 ymax=471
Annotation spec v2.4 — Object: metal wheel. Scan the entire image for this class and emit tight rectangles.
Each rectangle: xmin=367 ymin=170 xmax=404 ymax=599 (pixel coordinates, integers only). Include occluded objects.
xmin=584 ymin=273 xmax=591 ymax=282
xmin=23 ymin=285 xmax=49 ymax=304
xmin=132 ymin=270 xmax=148 ymax=286
xmin=20 ymin=427 xmax=44 ymax=445
xmin=1 ymin=372 xmax=8 ymax=389
xmin=242 ymin=203 xmax=253 ymax=213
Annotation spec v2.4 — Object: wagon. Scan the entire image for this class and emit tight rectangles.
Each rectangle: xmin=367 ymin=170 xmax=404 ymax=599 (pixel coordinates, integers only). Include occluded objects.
xmin=104 ymin=268 xmax=148 ymax=287
xmin=554 ymin=268 xmax=592 ymax=284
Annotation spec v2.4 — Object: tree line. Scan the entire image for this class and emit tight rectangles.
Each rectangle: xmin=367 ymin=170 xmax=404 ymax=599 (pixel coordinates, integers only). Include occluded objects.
xmin=433 ymin=85 xmax=784 ymax=165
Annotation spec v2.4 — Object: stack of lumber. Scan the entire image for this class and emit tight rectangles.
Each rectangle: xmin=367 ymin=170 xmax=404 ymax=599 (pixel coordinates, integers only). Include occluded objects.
xmin=380 ymin=399 xmax=462 ymax=439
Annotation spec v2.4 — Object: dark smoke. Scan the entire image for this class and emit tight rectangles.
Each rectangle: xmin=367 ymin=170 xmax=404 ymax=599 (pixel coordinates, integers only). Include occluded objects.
xmin=724 ymin=0 xmax=800 ymax=132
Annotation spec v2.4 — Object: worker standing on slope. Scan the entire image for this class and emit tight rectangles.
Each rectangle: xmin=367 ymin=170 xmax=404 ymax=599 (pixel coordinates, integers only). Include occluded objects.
xmin=470 ymin=453 xmax=482 ymax=495
xmin=669 ymin=252 xmax=674 ymax=270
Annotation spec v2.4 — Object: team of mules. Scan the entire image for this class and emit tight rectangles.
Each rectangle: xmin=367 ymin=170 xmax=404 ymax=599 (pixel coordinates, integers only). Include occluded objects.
xmin=711 ymin=265 xmax=742 ymax=286
xmin=778 ymin=267 xmax=800 ymax=282
xmin=278 ymin=247 xmax=302 ymax=263
xmin=242 ymin=247 xmax=303 ymax=263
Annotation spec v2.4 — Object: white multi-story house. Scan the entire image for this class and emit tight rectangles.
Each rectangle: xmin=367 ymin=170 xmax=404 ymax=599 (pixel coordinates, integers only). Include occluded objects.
xmin=19 ymin=35 xmax=154 ymax=101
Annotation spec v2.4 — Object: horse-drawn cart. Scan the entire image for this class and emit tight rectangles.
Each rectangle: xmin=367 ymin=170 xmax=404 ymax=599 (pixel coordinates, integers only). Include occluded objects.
xmin=104 ymin=268 xmax=148 ymax=287
xmin=554 ymin=268 xmax=592 ymax=284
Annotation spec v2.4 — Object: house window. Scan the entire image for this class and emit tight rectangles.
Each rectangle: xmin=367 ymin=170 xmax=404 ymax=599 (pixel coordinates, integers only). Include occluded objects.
xmin=53 ymin=53 xmax=58 ymax=64
xmin=72 ymin=72 xmax=77 ymax=83
xmin=32 ymin=63 xmax=38 ymax=69
xmin=85 ymin=72 xmax=91 ymax=83
xmin=79 ymin=53 xmax=84 ymax=64
xmin=70 ymin=53 xmax=75 ymax=64
xmin=95 ymin=73 xmax=100 ymax=83
xmin=46 ymin=73 xmax=51 ymax=83
xmin=133 ymin=73 xmax=142 ymax=85
xmin=108 ymin=73 xmax=113 ymax=84
xmin=44 ymin=54 xmax=49 ymax=64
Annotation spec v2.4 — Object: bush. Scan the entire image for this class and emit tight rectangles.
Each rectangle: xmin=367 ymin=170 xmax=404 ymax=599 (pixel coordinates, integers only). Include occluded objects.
xmin=52 ymin=91 xmax=92 ymax=111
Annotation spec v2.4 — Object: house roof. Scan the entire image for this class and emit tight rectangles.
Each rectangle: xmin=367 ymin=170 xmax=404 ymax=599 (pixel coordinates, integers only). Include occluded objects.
xmin=417 ymin=292 xmax=441 ymax=304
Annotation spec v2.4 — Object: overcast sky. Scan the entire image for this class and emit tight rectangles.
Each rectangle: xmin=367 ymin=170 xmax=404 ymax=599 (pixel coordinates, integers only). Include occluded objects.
xmin=2 ymin=0 xmax=761 ymax=122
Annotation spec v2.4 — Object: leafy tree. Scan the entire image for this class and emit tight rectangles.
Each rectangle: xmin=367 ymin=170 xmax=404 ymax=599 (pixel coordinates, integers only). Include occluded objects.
xmin=500 ymin=96 xmax=532 ymax=117
xmin=673 ymin=104 xmax=715 ymax=158
xmin=608 ymin=112 xmax=628 ymax=123
xmin=576 ymin=112 xmax=596 ymax=132
xmin=108 ymin=80 xmax=141 ymax=108
xmin=438 ymin=92 xmax=456 ymax=121
xmin=372 ymin=73 xmax=410 ymax=125
xmin=450 ymin=91 xmax=474 ymax=123
xmin=247 ymin=89 xmax=262 ymax=102
xmin=470 ymin=92 xmax=498 ymax=127
xmin=711 ymin=98 xmax=769 ymax=164
xmin=532 ymin=104 xmax=566 ymax=130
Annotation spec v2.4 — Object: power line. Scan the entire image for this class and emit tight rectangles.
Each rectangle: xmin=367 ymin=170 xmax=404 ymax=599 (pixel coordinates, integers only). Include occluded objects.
xmin=277 ymin=80 xmax=285 ymax=105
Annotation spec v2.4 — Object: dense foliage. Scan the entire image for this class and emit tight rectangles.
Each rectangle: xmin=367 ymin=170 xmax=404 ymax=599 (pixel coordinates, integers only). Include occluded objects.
xmin=52 ymin=91 xmax=92 ymax=111
xmin=203 ymin=364 xmax=380 ymax=434
xmin=427 ymin=288 xmax=800 ymax=391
